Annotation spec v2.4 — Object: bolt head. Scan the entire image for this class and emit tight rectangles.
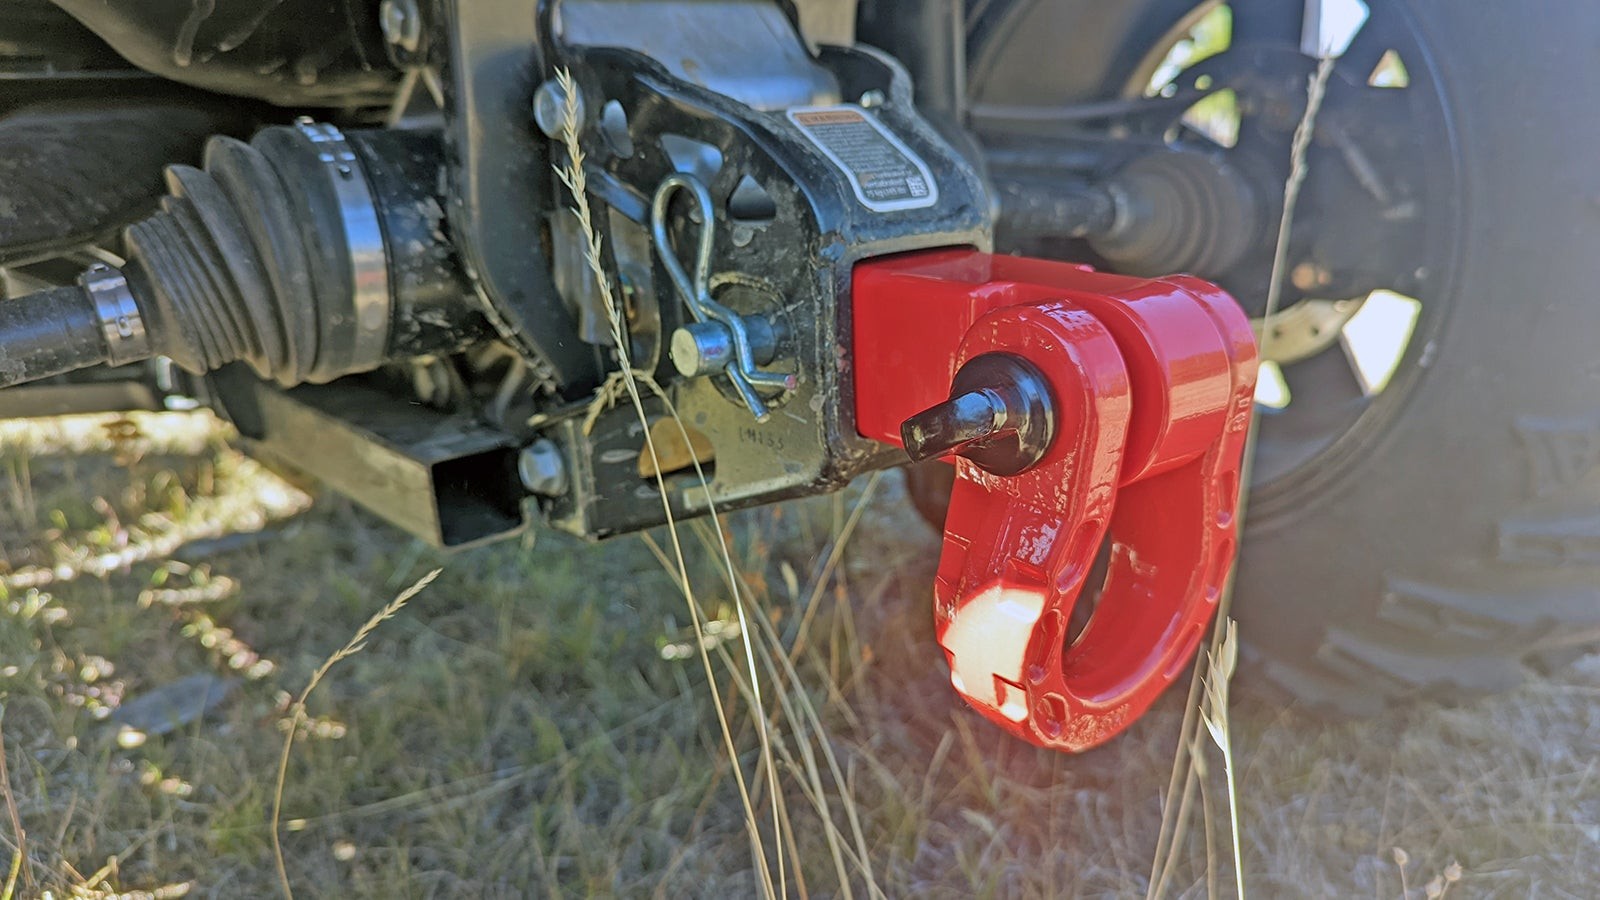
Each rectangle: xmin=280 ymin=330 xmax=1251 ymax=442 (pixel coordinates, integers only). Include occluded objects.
xmin=533 ymin=79 xmax=585 ymax=140
xmin=518 ymin=439 xmax=569 ymax=497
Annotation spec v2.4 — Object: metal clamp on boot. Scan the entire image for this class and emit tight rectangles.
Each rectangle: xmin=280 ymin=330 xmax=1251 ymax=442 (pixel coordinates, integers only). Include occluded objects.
xmin=79 ymin=263 xmax=150 ymax=367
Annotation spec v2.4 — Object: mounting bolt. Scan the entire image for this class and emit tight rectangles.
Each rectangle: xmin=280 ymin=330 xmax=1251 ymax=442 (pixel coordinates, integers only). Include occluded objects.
xmin=378 ymin=0 xmax=422 ymax=53
xmin=901 ymin=353 xmax=1056 ymax=477
xmin=533 ymin=78 xmax=586 ymax=140
xmin=518 ymin=439 xmax=569 ymax=497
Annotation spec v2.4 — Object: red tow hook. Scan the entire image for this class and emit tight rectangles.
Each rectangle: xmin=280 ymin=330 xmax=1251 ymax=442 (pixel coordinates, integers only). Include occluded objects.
xmin=853 ymin=250 xmax=1257 ymax=752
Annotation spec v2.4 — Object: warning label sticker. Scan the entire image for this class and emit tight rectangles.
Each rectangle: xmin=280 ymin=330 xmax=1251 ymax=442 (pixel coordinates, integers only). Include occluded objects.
xmin=788 ymin=105 xmax=940 ymax=213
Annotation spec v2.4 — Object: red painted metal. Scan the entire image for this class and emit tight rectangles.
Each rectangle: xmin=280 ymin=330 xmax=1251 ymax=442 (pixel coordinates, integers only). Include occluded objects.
xmin=853 ymin=249 xmax=1257 ymax=752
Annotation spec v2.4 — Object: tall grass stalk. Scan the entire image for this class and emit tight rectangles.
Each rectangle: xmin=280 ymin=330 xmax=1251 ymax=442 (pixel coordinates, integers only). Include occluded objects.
xmin=689 ymin=504 xmax=883 ymax=897
xmin=1202 ymin=619 xmax=1243 ymax=899
xmin=1150 ymin=53 xmax=1338 ymax=899
xmin=270 ymin=568 xmax=440 ymax=900
xmin=637 ymin=492 xmax=886 ymax=897
xmin=0 ymin=709 xmax=25 ymax=900
xmin=551 ymin=67 xmax=788 ymax=897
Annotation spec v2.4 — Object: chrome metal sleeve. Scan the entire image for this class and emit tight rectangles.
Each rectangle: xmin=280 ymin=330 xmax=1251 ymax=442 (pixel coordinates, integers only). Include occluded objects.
xmin=293 ymin=118 xmax=392 ymax=371
xmin=78 ymin=263 xmax=150 ymax=366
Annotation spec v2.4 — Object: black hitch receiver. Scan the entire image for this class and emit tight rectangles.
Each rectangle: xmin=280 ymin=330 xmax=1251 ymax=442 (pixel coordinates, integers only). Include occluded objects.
xmin=538 ymin=1 xmax=991 ymax=538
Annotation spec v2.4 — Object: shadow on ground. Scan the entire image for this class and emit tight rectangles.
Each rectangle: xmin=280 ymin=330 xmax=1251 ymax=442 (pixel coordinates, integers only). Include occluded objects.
xmin=0 ymin=412 xmax=1591 ymax=898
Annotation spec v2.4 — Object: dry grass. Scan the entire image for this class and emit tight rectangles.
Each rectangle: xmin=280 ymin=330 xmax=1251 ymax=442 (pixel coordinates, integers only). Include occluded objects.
xmin=0 ymin=53 xmax=1576 ymax=895
xmin=550 ymin=65 xmax=889 ymax=897
xmin=551 ymin=67 xmax=788 ymax=896
xmin=0 ymin=411 xmax=1593 ymax=896
xmin=271 ymin=569 xmax=440 ymax=899
xmin=1151 ymin=53 xmax=1341 ymax=899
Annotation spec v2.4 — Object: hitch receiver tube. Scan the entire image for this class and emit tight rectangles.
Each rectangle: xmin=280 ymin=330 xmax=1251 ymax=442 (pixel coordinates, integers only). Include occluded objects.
xmin=245 ymin=382 xmax=525 ymax=549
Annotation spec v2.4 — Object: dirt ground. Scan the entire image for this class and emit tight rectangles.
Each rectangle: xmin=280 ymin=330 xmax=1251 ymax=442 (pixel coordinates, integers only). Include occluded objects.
xmin=0 ymin=411 xmax=1595 ymax=898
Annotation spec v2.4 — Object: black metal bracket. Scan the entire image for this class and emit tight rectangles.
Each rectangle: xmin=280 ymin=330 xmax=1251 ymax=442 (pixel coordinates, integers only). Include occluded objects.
xmin=439 ymin=0 xmax=600 ymax=396
xmin=538 ymin=34 xmax=993 ymax=538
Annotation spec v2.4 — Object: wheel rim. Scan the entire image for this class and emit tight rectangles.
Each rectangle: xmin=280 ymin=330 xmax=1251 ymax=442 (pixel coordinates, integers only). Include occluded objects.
xmin=966 ymin=0 xmax=1464 ymax=521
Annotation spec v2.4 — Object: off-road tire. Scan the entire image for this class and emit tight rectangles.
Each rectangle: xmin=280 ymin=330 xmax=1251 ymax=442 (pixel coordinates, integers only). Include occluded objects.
xmin=948 ymin=0 xmax=1600 ymax=713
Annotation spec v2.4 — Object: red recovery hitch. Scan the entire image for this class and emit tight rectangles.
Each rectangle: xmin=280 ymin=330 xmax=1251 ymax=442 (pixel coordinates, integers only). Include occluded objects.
xmin=853 ymin=250 xmax=1258 ymax=752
